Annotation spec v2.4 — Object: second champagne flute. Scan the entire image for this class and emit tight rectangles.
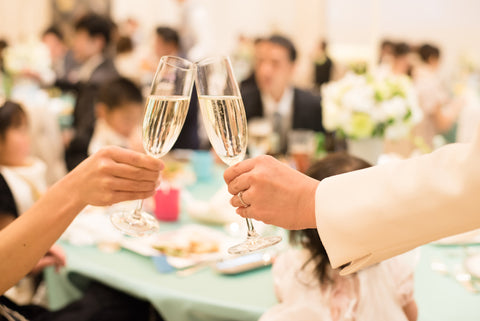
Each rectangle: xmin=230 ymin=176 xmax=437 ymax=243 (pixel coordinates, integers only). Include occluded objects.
xmin=195 ymin=56 xmax=282 ymax=254
xmin=110 ymin=56 xmax=195 ymax=236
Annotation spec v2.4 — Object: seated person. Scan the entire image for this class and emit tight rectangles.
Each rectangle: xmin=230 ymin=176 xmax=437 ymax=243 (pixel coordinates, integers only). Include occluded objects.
xmin=0 ymin=101 xmax=155 ymax=320
xmin=240 ymin=35 xmax=325 ymax=154
xmin=0 ymin=101 xmax=64 ymax=304
xmin=261 ymin=153 xmax=417 ymax=321
xmin=65 ymin=13 xmax=119 ymax=171
xmin=42 ymin=26 xmax=79 ymax=84
xmin=88 ymin=77 xmax=143 ymax=155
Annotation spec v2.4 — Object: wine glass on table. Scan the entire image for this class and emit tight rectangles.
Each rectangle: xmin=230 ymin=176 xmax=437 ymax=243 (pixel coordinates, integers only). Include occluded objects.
xmin=110 ymin=56 xmax=195 ymax=236
xmin=195 ymin=56 xmax=282 ymax=254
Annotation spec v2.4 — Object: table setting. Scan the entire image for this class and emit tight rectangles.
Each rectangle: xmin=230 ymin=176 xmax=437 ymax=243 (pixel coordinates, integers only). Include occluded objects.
xmin=44 ymin=55 xmax=480 ymax=321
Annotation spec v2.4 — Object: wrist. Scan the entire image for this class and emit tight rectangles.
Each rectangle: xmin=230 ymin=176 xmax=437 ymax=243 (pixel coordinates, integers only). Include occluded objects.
xmin=299 ymin=176 xmax=320 ymax=229
xmin=52 ymin=170 xmax=88 ymax=213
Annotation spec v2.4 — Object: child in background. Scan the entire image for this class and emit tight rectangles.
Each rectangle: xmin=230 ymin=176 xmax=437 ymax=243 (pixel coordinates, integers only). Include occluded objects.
xmin=261 ymin=153 xmax=418 ymax=321
xmin=88 ymin=77 xmax=144 ymax=155
xmin=0 ymin=101 xmax=155 ymax=320
xmin=0 ymin=100 xmax=65 ymax=304
xmin=0 ymin=100 xmax=49 ymax=222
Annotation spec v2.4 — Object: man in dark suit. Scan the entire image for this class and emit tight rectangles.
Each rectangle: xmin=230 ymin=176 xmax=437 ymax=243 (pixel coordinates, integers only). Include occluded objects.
xmin=65 ymin=14 xmax=119 ymax=170
xmin=240 ymin=35 xmax=325 ymax=154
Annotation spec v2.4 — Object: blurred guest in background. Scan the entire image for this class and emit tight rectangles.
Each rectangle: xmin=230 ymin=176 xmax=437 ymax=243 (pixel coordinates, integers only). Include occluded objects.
xmin=411 ymin=44 xmax=463 ymax=151
xmin=114 ymin=36 xmax=140 ymax=82
xmin=120 ymin=18 xmax=143 ymax=47
xmin=0 ymin=39 xmax=8 ymax=72
xmin=0 ymin=102 xmax=160 ymax=319
xmin=88 ymin=77 xmax=144 ymax=155
xmin=313 ymin=40 xmax=333 ymax=90
xmin=378 ymin=39 xmax=395 ymax=66
xmin=240 ymin=35 xmax=325 ymax=154
xmin=141 ymin=26 xmax=183 ymax=76
xmin=41 ymin=26 xmax=78 ymax=84
xmin=65 ymin=13 xmax=119 ymax=171
xmin=0 ymin=100 xmax=65 ymax=305
xmin=391 ymin=42 xmax=412 ymax=76
xmin=383 ymin=41 xmax=418 ymax=157
xmin=154 ymin=26 xmax=181 ymax=59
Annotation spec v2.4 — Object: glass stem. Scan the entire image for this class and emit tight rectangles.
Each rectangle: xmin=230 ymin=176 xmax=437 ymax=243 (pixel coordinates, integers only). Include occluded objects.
xmin=246 ymin=218 xmax=258 ymax=238
xmin=132 ymin=199 xmax=144 ymax=220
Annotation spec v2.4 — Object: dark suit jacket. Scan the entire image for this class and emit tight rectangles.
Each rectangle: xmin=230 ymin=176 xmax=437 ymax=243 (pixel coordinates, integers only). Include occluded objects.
xmin=240 ymin=81 xmax=325 ymax=154
xmin=314 ymin=56 xmax=333 ymax=88
xmin=240 ymin=82 xmax=325 ymax=133
xmin=65 ymin=58 xmax=119 ymax=170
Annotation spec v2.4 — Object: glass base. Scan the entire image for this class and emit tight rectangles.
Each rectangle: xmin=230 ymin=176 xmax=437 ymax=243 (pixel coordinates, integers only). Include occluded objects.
xmin=110 ymin=210 xmax=159 ymax=237
xmin=228 ymin=235 xmax=282 ymax=255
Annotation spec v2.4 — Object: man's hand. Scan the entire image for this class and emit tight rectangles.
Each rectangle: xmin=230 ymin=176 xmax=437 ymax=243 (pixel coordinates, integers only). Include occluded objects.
xmin=224 ymin=155 xmax=319 ymax=230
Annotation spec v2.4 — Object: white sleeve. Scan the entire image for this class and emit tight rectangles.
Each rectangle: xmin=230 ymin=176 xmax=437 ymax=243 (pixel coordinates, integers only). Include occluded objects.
xmin=315 ymin=126 xmax=480 ymax=274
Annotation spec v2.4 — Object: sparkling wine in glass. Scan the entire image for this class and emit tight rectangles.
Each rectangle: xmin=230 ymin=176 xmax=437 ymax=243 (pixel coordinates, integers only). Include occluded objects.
xmin=110 ymin=56 xmax=195 ymax=236
xmin=196 ymin=56 xmax=282 ymax=254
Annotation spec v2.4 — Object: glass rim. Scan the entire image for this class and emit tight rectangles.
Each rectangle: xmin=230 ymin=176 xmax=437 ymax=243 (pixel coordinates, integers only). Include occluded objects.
xmin=195 ymin=55 xmax=232 ymax=67
xmin=159 ymin=55 xmax=195 ymax=71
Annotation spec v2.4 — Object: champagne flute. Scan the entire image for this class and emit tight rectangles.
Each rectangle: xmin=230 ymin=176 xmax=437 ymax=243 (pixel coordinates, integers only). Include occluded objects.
xmin=110 ymin=56 xmax=195 ymax=236
xmin=195 ymin=56 xmax=282 ymax=254
xmin=248 ymin=117 xmax=273 ymax=158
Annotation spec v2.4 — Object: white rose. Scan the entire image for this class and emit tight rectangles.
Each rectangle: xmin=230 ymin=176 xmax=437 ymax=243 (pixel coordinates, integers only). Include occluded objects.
xmin=385 ymin=121 xmax=411 ymax=140
xmin=371 ymin=106 xmax=388 ymax=122
xmin=322 ymin=102 xmax=341 ymax=131
xmin=382 ymin=97 xmax=408 ymax=120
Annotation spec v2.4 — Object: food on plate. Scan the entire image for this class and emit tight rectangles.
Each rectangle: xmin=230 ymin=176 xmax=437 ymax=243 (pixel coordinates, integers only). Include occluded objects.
xmin=152 ymin=236 xmax=219 ymax=257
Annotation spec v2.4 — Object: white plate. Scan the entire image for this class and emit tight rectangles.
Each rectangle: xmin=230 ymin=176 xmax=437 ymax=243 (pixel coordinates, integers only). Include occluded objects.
xmin=465 ymin=254 xmax=480 ymax=279
xmin=120 ymin=236 xmax=162 ymax=256
xmin=120 ymin=225 xmax=236 ymax=269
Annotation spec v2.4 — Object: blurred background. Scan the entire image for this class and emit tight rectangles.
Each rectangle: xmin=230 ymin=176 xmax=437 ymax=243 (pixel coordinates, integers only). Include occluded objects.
xmin=2 ymin=0 xmax=479 ymax=84
xmin=1 ymin=1 xmax=480 ymax=321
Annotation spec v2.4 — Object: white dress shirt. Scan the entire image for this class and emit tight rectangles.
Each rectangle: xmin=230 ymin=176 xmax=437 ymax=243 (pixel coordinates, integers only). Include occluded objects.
xmin=261 ymin=87 xmax=294 ymax=153
xmin=1 ymin=158 xmax=47 ymax=215
xmin=88 ymin=119 xmax=130 ymax=155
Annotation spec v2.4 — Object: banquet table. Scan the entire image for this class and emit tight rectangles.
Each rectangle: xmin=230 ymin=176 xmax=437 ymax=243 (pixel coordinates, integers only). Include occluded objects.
xmin=45 ymin=164 xmax=480 ymax=321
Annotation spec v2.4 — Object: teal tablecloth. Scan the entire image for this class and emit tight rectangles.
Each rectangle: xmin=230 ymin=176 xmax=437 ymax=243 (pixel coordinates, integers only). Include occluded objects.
xmin=45 ymin=165 xmax=480 ymax=320
xmin=45 ymin=242 xmax=275 ymax=321
xmin=414 ymin=245 xmax=480 ymax=321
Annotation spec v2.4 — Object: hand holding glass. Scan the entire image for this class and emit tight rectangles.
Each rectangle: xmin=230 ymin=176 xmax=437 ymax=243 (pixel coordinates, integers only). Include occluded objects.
xmin=110 ymin=56 xmax=195 ymax=236
xmin=195 ymin=56 xmax=282 ymax=254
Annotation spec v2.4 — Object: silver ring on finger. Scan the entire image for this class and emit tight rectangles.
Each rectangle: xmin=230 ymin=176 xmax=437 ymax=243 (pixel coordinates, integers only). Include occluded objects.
xmin=238 ymin=191 xmax=250 ymax=208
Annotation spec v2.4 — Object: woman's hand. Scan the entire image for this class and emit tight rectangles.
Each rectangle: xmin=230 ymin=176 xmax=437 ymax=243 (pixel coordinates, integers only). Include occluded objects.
xmin=69 ymin=146 xmax=164 ymax=207
xmin=30 ymin=244 xmax=66 ymax=274
xmin=224 ymin=155 xmax=319 ymax=230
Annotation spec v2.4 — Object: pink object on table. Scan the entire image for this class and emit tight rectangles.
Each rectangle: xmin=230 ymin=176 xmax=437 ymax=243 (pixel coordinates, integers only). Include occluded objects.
xmin=154 ymin=188 xmax=180 ymax=221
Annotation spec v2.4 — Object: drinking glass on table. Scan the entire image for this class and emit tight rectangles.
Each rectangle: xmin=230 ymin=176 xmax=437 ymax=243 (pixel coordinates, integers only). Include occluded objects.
xmin=195 ymin=56 xmax=282 ymax=254
xmin=110 ymin=56 xmax=195 ymax=236
xmin=288 ymin=129 xmax=316 ymax=173
xmin=248 ymin=117 xmax=273 ymax=158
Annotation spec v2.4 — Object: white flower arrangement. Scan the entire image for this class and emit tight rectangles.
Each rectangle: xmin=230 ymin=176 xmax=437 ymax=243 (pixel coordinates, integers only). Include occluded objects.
xmin=322 ymin=72 xmax=422 ymax=140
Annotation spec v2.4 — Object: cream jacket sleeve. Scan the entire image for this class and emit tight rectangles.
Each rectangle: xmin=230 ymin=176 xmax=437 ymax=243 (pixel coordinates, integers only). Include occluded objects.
xmin=316 ymin=126 xmax=480 ymax=275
